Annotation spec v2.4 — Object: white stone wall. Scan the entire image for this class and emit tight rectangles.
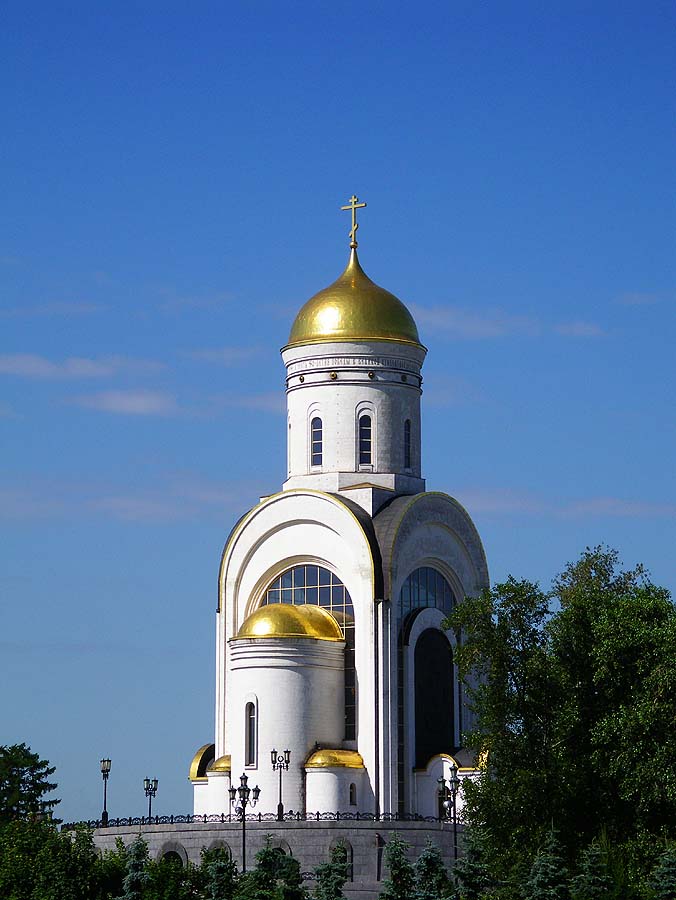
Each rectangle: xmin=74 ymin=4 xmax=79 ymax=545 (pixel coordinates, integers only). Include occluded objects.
xmin=281 ymin=340 xmax=426 ymax=489
xmin=229 ymin=637 xmax=345 ymax=816
xmin=305 ymin=766 xmax=367 ymax=813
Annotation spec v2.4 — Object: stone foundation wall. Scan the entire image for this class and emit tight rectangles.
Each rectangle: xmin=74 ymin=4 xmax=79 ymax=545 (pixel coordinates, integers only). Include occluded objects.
xmin=93 ymin=819 xmax=463 ymax=900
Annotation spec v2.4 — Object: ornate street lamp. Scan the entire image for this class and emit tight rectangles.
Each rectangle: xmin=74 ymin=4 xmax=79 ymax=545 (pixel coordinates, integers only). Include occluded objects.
xmin=270 ymin=748 xmax=291 ymax=821
xmin=100 ymin=758 xmax=111 ymax=826
xmin=438 ymin=763 xmax=461 ymax=859
xmin=228 ymin=773 xmax=260 ymax=872
xmin=143 ymin=777 xmax=158 ymax=821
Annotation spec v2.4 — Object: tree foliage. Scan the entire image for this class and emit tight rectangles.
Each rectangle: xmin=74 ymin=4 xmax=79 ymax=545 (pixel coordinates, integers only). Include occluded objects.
xmin=201 ymin=845 xmax=238 ymax=900
xmin=379 ymin=834 xmax=415 ymax=900
xmin=0 ymin=743 xmax=60 ymax=824
xmin=650 ymin=847 xmax=676 ymax=900
xmin=444 ymin=546 xmax=676 ymax=893
xmin=452 ymin=828 xmax=492 ymax=900
xmin=313 ymin=841 xmax=348 ymax=900
xmin=524 ymin=829 xmax=569 ymax=900
xmin=569 ymin=840 xmax=613 ymax=900
xmin=412 ymin=839 xmax=452 ymax=900
xmin=116 ymin=835 xmax=150 ymax=900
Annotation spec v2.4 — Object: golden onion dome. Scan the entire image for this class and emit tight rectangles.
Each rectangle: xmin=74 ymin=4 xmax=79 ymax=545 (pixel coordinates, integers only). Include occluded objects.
xmin=305 ymin=749 xmax=365 ymax=769
xmin=235 ymin=604 xmax=344 ymax=642
xmin=286 ymin=249 xmax=422 ymax=349
xmin=208 ymin=754 xmax=231 ymax=773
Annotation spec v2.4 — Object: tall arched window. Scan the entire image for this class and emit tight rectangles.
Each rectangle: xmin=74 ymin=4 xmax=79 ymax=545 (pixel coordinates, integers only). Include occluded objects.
xmin=404 ymin=419 xmax=412 ymax=469
xmin=261 ymin=564 xmax=356 ymax=740
xmin=397 ymin=566 xmax=457 ymax=813
xmin=358 ymin=414 xmax=372 ymax=465
xmin=245 ymin=702 xmax=257 ymax=766
xmin=311 ymin=417 xmax=322 ymax=467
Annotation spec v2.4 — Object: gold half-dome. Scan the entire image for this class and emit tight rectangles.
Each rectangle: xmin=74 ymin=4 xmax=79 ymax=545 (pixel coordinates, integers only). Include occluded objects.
xmin=208 ymin=754 xmax=231 ymax=773
xmin=235 ymin=604 xmax=344 ymax=642
xmin=305 ymin=749 xmax=365 ymax=769
xmin=286 ymin=249 xmax=422 ymax=348
xmin=188 ymin=743 xmax=215 ymax=783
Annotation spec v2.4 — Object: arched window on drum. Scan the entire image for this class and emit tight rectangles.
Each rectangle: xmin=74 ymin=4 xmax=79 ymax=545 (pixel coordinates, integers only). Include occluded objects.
xmin=261 ymin=565 xmax=356 ymax=740
xmin=310 ymin=417 xmax=323 ymax=467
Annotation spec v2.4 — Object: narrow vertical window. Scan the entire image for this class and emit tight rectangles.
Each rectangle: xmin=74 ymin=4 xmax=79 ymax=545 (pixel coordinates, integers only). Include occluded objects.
xmin=311 ymin=417 xmax=322 ymax=466
xmin=349 ymin=782 xmax=357 ymax=806
xmin=358 ymin=414 xmax=372 ymax=465
xmin=404 ymin=419 xmax=411 ymax=469
xmin=245 ymin=702 xmax=256 ymax=766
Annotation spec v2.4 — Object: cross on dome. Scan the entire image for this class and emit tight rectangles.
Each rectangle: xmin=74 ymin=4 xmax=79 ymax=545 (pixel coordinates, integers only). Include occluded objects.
xmin=341 ymin=194 xmax=367 ymax=248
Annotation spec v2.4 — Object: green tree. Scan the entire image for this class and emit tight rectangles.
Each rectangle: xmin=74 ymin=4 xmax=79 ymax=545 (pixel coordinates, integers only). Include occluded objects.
xmin=116 ymin=835 xmax=150 ymax=900
xmin=147 ymin=853 xmax=202 ymax=900
xmin=379 ymin=834 xmax=415 ymax=900
xmin=31 ymin=824 xmax=100 ymax=900
xmin=98 ymin=838 xmax=129 ymax=899
xmin=201 ymin=845 xmax=239 ymax=900
xmin=569 ymin=841 xmax=613 ymax=900
xmin=445 ymin=547 xmax=676 ymax=888
xmin=649 ymin=847 xmax=676 ymax=900
xmin=413 ymin=840 xmax=452 ymax=900
xmin=444 ymin=575 xmax=556 ymax=876
xmin=452 ymin=828 xmax=492 ymax=900
xmin=0 ymin=819 xmax=56 ymax=900
xmin=313 ymin=841 xmax=348 ymax=900
xmin=0 ymin=743 xmax=60 ymax=824
xmin=525 ymin=829 xmax=568 ymax=900
xmin=235 ymin=839 xmax=307 ymax=900
xmin=0 ymin=819 xmax=123 ymax=900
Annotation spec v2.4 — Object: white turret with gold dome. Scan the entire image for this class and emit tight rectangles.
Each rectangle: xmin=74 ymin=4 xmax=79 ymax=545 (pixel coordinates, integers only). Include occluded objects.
xmin=282 ymin=197 xmax=426 ymax=515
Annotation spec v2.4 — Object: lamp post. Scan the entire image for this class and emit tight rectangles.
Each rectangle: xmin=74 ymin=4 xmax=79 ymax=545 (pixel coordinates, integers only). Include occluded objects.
xmin=100 ymin=758 xmax=111 ymax=826
xmin=143 ymin=777 xmax=158 ymax=821
xmin=270 ymin=749 xmax=291 ymax=821
xmin=228 ymin=773 xmax=260 ymax=873
xmin=438 ymin=763 xmax=461 ymax=859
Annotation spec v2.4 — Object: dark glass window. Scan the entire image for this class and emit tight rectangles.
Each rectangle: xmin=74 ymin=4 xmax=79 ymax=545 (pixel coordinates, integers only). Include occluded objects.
xmin=404 ymin=419 xmax=412 ymax=469
xmin=261 ymin=565 xmax=356 ymax=740
xmin=358 ymin=415 xmax=372 ymax=465
xmin=415 ymin=629 xmax=454 ymax=768
xmin=397 ymin=567 xmax=457 ymax=813
xmin=311 ymin=417 xmax=322 ymax=466
xmin=245 ymin=702 xmax=256 ymax=766
xmin=349 ymin=782 xmax=357 ymax=806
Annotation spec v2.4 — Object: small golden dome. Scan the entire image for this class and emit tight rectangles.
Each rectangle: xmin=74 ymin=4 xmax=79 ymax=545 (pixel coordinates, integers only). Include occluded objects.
xmin=286 ymin=249 xmax=422 ymax=348
xmin=208 ymin=755 xmax=231 ymax=773
xmin=236 ymin=604 xmax=344 ymax=642
xmin=305 ymin=749 xmax=365 ymax=769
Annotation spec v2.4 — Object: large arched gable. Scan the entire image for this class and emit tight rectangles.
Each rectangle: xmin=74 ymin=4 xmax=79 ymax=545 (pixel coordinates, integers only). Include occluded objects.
xmin=218 ymin=489 xmax=379 ymax=631
xmin=373 ymin=492 xmax=489 ymax=607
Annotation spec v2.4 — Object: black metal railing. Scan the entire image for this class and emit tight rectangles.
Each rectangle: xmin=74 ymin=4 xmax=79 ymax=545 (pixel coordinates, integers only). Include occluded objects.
xmin=62 ymin=810 xmax=455 ymax=830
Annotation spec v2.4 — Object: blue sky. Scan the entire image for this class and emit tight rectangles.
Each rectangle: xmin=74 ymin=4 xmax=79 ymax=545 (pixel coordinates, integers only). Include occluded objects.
xmin=1 ymin=1 xmax=674 ymax=824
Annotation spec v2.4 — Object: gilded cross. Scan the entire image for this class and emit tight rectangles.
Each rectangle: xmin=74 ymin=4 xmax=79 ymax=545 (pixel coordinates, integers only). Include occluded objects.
xmin=341 ymin=194 xmax=367 ymax=248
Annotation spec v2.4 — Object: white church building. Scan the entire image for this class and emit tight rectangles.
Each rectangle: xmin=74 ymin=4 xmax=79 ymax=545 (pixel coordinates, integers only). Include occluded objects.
xmin=93 ymin=200 xmax=490 ymax=893
xmin=188 ymin=198 xmax=489 ymax=824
